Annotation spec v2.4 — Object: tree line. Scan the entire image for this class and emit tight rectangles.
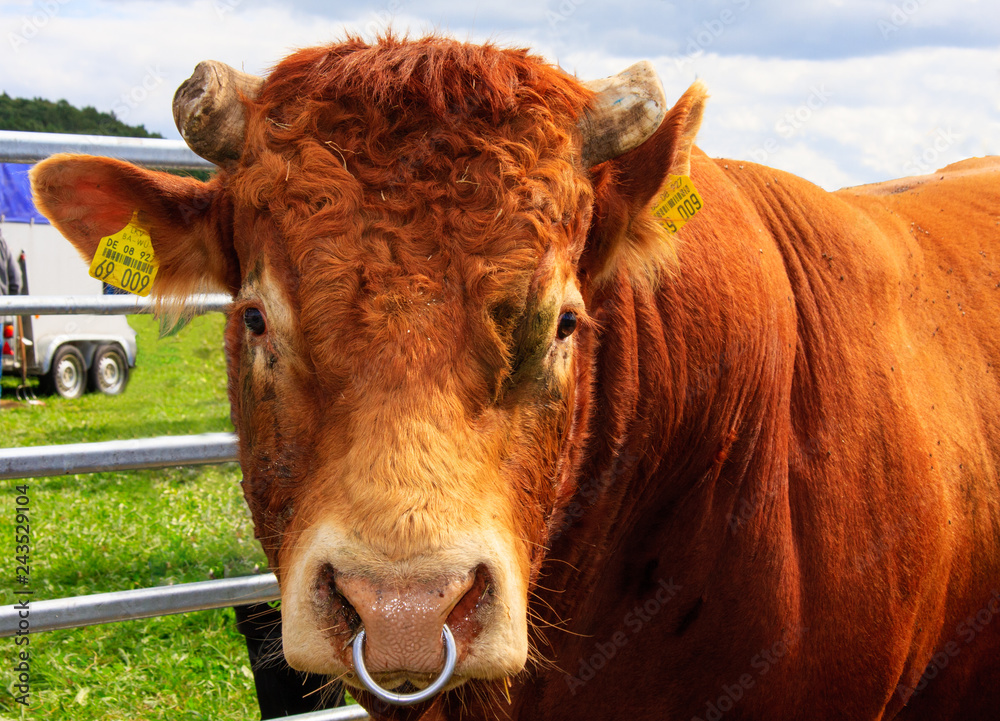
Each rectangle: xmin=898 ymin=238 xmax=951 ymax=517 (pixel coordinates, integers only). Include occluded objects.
xmin=0 ymin=93 xmax=161 ymax=137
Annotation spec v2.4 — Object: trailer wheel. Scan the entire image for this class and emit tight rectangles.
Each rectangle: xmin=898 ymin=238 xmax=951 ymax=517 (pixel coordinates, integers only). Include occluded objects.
xmin=89 ymin=344 xmax=130 ymax=395
xmin=43 ymin=345 xmax=87 ymax=399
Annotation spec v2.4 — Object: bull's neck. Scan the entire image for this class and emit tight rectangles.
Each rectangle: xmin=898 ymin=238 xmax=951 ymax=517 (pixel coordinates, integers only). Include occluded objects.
xmin=539 ymin=158 xmax=800 ymax=667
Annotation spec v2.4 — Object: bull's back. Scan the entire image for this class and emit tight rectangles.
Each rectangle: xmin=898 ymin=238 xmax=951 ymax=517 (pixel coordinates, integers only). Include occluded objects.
xmin=838 ymin=156 xmax=1000 ymax=561
xmin=832 ymin=160 xmax=1000 ymax=716
xmin=715 ymin=155 xmax=1000 ymax=718
xmin=836 ymin=159 xmax=1000 ymax=523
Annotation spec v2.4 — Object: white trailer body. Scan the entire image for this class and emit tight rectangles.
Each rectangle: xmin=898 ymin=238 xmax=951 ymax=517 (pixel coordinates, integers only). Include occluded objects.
xmin=1 ymin=219 xmax=137 ymax=395
xmin=0 ymin=134 xmax=211 ymax=398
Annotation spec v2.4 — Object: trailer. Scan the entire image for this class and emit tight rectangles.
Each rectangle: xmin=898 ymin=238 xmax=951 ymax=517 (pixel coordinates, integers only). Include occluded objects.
xmin=1 ymin=162 xmax=136 ymax=398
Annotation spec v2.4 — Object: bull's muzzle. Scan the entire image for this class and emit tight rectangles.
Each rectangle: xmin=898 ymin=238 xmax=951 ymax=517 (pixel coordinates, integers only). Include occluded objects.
xmin=280 ymin=525 xmax=528 ymax=689
xmin=309 ymin=563 xmax=493 ymax=702
xmin=334 ymin=568 xmax=488 ymax=674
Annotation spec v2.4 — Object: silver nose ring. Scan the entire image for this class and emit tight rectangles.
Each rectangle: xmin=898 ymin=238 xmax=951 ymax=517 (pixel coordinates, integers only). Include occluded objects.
xmin=351 ymin=624 xmax=457 ymax=705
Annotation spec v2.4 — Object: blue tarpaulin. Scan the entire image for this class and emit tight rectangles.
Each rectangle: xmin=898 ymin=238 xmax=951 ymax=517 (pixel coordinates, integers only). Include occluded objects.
xmin=0 ymin=163 xmax=49 ymax=224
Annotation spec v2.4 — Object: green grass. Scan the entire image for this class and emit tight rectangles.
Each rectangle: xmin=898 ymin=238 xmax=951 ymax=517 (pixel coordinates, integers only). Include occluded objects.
xmin=0 ymin=313 xmax=270 ymax=720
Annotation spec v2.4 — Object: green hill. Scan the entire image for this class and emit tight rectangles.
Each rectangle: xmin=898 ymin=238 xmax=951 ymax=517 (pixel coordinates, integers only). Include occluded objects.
xmin=0 ymin=93 xmax=162 ymax=137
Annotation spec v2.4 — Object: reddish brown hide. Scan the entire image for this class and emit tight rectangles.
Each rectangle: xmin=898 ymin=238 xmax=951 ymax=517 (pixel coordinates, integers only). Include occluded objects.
xmin=31 ymin=36 xmax=1000 ymax=721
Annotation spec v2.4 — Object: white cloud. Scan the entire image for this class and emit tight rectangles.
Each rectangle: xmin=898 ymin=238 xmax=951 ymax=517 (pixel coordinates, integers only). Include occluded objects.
xmin=644 ymin=46 xmax=1000 ymax=189
xmin=1 ymin=0 xmax=997 ymax=190
xmin=3 ymin=0 xmax=436 ymax=133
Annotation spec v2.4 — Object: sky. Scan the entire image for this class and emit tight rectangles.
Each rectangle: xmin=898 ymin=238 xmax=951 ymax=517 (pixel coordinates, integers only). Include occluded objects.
xmin=1 ymin=0 xmax=998 ymax=190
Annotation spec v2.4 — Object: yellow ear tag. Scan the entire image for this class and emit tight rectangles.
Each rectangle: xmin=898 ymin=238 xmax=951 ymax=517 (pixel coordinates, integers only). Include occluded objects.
xmin=651 ymin=175 xmax=704 ymax=235
xmin=88 ymin=211 xmax=159 ymax=296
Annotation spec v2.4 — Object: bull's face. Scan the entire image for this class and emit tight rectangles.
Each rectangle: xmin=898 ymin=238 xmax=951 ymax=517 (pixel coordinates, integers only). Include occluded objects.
xmin=227 ymin=107 xmax=592 ymax=684
xmin=32 ymin=38 xmax=705 ymax=700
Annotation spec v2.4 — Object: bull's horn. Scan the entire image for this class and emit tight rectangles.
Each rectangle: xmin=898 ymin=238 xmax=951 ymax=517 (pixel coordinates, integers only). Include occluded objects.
xmin=172 ymin=60 xmax=265 ymax=167
xmin=579 ymin=61 xmax=667 ymax=167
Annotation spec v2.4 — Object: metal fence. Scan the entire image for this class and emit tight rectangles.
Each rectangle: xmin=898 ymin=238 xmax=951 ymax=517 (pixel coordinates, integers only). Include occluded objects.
xmin=0 ymin=130 xmax=214 ymax=170
xmin=1 ymin=302 xmax=366 ymax=720
xmin=0 ymin=294 xmax=230 ymax=316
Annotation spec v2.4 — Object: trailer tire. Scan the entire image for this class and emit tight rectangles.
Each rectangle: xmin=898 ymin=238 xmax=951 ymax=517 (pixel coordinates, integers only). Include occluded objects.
xmin=88 ymin=344 xmax=130 ymax=395
xmin=43 ymin=345 xmax=87 ymax=399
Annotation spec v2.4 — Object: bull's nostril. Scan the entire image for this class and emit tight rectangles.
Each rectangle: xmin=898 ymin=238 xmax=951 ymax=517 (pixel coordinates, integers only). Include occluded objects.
xmin=314 ymin=563 xmax=362 ymax=636
xmin=446 ymin=564 xmax=492 ymax=641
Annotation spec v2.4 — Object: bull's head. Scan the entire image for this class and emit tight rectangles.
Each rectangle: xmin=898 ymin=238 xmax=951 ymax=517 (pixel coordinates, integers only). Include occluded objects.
xmin=31 ymin=37 xmax=705 ymax=706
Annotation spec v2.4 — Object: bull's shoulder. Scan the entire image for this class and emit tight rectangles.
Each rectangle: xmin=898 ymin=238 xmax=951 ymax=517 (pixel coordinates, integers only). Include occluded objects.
xmin=836 ymin=155 xmax=1000 ymax=198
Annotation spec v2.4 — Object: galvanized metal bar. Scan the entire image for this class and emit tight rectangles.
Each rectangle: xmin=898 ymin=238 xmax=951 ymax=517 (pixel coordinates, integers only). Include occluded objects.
xmin=0 ymin=433 xmax=238 ymax=480
xmin=285 ymin=707 xmax=370 ymax=721
xmin=0 ymin=130 xmax=214 ymax=169
xmin=0 ymin=573 xmax=371 ymax=719
xmin=0 ymin=574 xmax=278 ymax=637
xmin=0 ymin=293 xmax=231 ymax=316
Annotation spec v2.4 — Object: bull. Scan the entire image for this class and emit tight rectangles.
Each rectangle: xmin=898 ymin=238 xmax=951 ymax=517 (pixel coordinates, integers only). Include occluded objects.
xmin=31 ymin=36 xmax=1000 ymax=720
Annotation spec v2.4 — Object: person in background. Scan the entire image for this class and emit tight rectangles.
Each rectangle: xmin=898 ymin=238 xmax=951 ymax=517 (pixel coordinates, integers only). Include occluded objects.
xmin=0 ymin=229 xmax=24 ymax=403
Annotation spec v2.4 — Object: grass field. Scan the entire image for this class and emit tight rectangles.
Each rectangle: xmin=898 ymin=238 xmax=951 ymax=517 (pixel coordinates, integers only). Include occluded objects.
xmin=0 ymin=313 xmax=271 ymax=720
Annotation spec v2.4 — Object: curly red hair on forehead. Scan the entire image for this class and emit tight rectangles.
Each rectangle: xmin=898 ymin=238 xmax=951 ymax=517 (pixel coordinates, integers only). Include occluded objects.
xmin=224 ymin=36 xmax=598 ymax=397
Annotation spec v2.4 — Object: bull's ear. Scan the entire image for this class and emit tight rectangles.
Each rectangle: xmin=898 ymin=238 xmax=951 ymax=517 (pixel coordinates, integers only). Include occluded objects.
xmin=583 ymin=80 xmax=708 ymax=289
xmin=30 ymin=154 xmax=239 ymax=301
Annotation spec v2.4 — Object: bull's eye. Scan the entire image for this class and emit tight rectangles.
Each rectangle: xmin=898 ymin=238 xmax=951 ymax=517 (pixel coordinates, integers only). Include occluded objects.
xmin=244 ymin=307 xmax=266 ymax=335
xmin=556 ymin=311 xmax=577 ymax=340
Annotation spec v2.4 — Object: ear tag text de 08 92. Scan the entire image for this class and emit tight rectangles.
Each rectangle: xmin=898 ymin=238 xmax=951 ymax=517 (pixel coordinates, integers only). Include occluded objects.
xmin=88 ymin=211 xmax=159 ymax=296
xmin=651 ymin=175 xmax=704 ymax=234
